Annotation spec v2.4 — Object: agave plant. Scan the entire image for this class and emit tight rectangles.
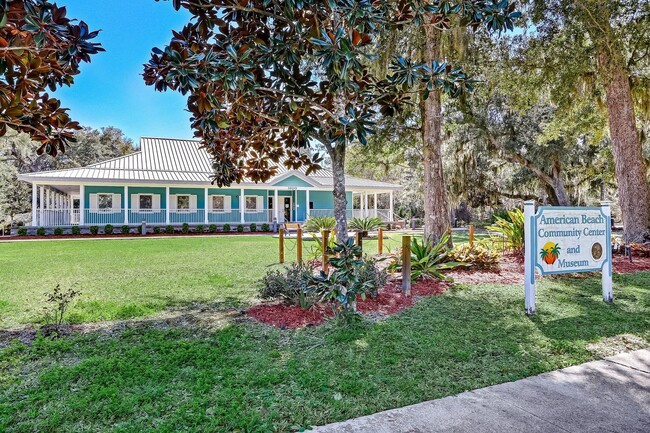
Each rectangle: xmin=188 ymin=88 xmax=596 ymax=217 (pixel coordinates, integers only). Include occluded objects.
xmin=486 ymin=209 xmax=525 ymax=253
xmin=349 ymin=217 xmax=383 ymax=233
xmin=303 ymin=216 xmax=336 ymax=232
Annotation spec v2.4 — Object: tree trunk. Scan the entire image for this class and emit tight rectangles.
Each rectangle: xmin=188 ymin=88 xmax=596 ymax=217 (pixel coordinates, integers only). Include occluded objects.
xmin=330 ymin=145 xmax=349 ymax=243
xmin=550 ymin=160 xmax=571 ymax=206
xmin=599 ymin=49 xmax=650 ymax=241
xmin=421 ymin=25 xmax=450 ymax=244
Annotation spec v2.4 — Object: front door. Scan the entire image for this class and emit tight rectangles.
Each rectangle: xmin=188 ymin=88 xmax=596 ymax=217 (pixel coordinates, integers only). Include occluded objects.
xmin=283 ymin=197 xmax=292 ymax=222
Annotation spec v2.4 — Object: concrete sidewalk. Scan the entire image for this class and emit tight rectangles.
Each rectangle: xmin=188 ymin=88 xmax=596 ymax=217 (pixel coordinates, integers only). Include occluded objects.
xmin=312 ymin=349 xmax=650 ymax=433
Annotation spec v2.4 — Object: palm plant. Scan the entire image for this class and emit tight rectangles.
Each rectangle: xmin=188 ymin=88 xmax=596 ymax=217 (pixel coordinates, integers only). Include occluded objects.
xmin=486 ymin=209 xmax=525 ymax=253
xmin=303 ymin=216 xmax=336 ymax=232
xmin=389 ymin=234 xmax=465 ymax=281
xmin=349 ymin=217 xmax=383 ymax=234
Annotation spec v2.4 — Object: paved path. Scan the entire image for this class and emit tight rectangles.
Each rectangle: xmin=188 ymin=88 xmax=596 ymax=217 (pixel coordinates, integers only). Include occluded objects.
xmin=312 ymin=349 xmax=650 ymax=433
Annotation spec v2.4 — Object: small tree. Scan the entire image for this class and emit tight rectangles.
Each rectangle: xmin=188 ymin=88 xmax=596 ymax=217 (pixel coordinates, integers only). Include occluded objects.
xmin=146 ymin=0 xmax=519 ymax=242
xmin=0 ymin=1 xmax=103 ymax=155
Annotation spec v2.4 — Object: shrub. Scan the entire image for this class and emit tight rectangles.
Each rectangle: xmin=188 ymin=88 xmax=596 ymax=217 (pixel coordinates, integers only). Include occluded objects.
xmin=165 ymin=225 xmax=174 ymax=234
xmin=222 ymin=223 xmax=231 ymax=232
xmin=71 ymin=226 xmax=81 ymax=235
xmin=137 ymin=225 xmax=143 ymax=234
xmin=104 ymin=224 xmax=114 ymax=235
xmin=53 ymin=227 xmax=64 ymax=236
xmin=88 ymin=225 xmax=99 ymax=235
xmin=42 ymin=284 xmax=82 ymax=327
xmin=236 ymin=224 xmax=244 ymax=233
xmin=121 ymin=224 xmax=130 ymax=234
xmin=304 ymin=216 xmax=336 ymax=232
xmin=349 ymin=216 xmax=383 ymax=233
xmin=486 ymin=209 xmax=524 ymax=253
xmin=261 ymin=223 xmax=270 ymax=232
xmin=153 ymin=226 xmax=161 ymax=234
xmin=307 ymin=239 xmax=376 ymax=315
xmin=249 ymin=223 xmax=257 ymax=232
xmin=389 ymin=234 xmax=464 ymax=282
xmin=259 ymin=263 xmax=314 ymax=307
xmin=307 ymin=230 xmax=337 ymax=260
xmin=448 ymin=242 xmax=500 ymax=269
xmin=208 ymin=224 xmax=217 ymax=233
xmin=195 ymin=224 xmax=205 ymax=233
xmin=181 ymin=223 xmax=190 ymax=233
xmin=17 ymin=227 xmax=28 ymax=236
xmin=36 ymin=227 xmax=46 ymax=236
xmin=357 ymin=257 xmax=388 ymax=298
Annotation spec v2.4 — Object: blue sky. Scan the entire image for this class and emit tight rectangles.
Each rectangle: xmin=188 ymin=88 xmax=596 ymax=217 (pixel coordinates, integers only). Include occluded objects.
xmin=54 ymin=1 xmax=193 ymax=144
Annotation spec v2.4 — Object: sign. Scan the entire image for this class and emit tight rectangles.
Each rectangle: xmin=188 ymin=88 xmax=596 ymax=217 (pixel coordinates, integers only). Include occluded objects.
xmin=524 ymin=201 xmax=613 ymax=315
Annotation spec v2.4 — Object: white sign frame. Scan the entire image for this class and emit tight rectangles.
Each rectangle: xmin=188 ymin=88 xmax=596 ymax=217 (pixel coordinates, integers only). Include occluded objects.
xmin=524 ymin=201 xmax=613 ymax=316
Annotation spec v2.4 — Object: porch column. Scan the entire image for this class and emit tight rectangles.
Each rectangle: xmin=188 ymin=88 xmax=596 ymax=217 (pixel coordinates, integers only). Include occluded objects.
xmin=165 ymin=187 xmax=170 ymax=224
xmin=79 ymin=185 xmax=85 ymax=225
xmin=39 ymin=186 xmax=44 ymax=226
xmin=305 ymin=189 xmax=310 ymax=220
xmin=31 ymin=184 xmax=37 ymax=226
xmin=374 ymin=192 xmax=378 ymax=218
xmin=274 ymin=189 xmax=279 ymax=222
xmin=124 ymin=186 xmax=129 ymax=225
xmin=204 ymin=187 xmax=209 ymax=224
xmin=389 ymin=190 xmax=394 ymax=222
xmin=69 ymin=194 xmax=74 ymax=224
xmin=240 ymin=187 xmax=245 ymax=224
xmin=364 ymin=192 xmax=368 ymax=218
xmin=45 ymin=188 xmax=50 ymax=211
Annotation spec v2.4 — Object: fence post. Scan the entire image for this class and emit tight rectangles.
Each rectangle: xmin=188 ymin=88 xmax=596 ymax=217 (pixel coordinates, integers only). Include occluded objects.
xmin=402 ymin=235 xmax=411 ymax=296
xmin=378 ymin=227 xmax=384 ymax=254
xmin=355 ymin=231 xmax=363 ymax=251
xmin=297 ymin=226 xmax=303 ymax=265
xmin=322 ymin=229 xmax=330 ymax=273
xmin=279 ymin=228 xmax=285 ymax=264
xmin=469 ymin=224 xmax=474 ymax=247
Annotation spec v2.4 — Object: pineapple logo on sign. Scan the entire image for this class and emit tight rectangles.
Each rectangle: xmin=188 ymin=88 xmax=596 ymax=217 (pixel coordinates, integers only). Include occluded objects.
xmin=540 ymin=242 xmax=561 ymax=267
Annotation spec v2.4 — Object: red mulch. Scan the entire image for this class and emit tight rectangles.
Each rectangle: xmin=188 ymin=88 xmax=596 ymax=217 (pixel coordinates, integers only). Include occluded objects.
xmin=612 ymin=255 xmax=650 ymax=274
xmin=246 ymin=279 xmax=448 ymax=329
xmin=446 ymin=254 xmax=525 ymax=285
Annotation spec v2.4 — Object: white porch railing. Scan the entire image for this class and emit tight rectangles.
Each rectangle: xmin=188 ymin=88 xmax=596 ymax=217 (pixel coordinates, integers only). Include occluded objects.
xmin=310 ymin=209 xmax=393 ymax=221
xmin=37 ymin=209 xmax=80 ymax=226
xmin=207 ymin=210 xmax=241 ymax=224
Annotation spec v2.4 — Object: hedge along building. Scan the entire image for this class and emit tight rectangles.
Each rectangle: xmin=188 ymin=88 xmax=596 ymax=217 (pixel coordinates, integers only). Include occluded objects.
xmin=18 ymin=137 xmax=401 ymax=228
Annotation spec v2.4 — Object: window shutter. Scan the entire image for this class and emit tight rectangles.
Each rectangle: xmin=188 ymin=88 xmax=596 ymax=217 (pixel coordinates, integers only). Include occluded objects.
xmin=190 ymin=195 xmax=197 ymax=211
xmin=89 ymin=194 xmax=98 ymax=210
xmin=256 ymin=196 xmax=264 ymax=212
xmin=169 ymin=195 xmax=177 ymax=211
xmin=224 ymin=196 xmax=232 ymax=212
xmin=152 ymin=194 xmax=161 ymax=210
xmin=207 ymin=195 xmax=213 ymax=211
xmin=112 ymin=194 xmax=121 ymax=213
xmin=131 ymin=194 xmax=139 ymax=212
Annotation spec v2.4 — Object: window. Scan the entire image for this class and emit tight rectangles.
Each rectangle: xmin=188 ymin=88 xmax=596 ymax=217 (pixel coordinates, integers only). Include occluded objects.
xmin=267 ymin=197 xmax=273 ymax=210
xmin=139 ymin=194 xmax=153 ymax=211
xmin=212 ymin=195 xmax=225 ymax=212
xmin=245 ymin=196 xmax=258 ymax=212
xmin=177 ymin=195 xmax=190 ymax=211
xmin=98 ymin=194 xmax=113 ymax=211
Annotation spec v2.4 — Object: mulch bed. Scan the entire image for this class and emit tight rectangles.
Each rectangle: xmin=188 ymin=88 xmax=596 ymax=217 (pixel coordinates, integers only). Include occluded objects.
xmin=246 ymin=278 xmax=448 ymax=329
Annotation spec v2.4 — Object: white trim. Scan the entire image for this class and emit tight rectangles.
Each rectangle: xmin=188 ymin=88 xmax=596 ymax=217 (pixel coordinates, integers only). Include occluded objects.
xmin=79 ymin=185 xmax=85 ymax=225
xmin=389 ymin=190 xmax=394 ymax=221
xmin=306 ymin=188 xmax=310 ymax=219
xmin=124 ymin=186 xmax=129 ymax=224
xmin=204 ymin=187 xmax=209 ymax=223
xmin=32 ymin=184 xmax=37 ymax=225
xmin=240 ymin=188 xmax=245 ymax=224
xmin=165 ymin=187 xmax=170 ymax=224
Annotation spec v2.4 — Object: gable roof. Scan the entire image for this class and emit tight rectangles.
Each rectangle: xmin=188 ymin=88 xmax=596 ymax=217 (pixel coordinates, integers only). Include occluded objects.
xmin=18 ymin=137 xmax=401 ymax=190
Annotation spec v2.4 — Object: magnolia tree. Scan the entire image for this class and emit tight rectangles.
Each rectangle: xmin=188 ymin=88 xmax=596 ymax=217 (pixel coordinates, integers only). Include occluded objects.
xmin=0 ymin=0 xmax=103 ymax=156
xmin=146 ymin=0 xmax=519 ymax=242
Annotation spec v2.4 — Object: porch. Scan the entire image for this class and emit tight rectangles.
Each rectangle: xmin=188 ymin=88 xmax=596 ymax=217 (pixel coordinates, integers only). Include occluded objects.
xmin=30 ymin=184 xmax=395 ymax=227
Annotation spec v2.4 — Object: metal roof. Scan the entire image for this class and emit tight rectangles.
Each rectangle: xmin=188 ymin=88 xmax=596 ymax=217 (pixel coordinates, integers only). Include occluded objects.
xmin=19 ymin=137 xmax=401 ymax=190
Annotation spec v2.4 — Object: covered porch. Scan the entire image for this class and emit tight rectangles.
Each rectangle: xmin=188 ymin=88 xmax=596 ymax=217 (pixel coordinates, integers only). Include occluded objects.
xmin=29 ymin=183 xmax=396 ymax=228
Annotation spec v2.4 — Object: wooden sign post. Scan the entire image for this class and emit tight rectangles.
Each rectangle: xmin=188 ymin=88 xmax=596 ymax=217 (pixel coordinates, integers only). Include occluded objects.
xmin=378 ymin=227 xmax=384 ymax=254
xmin=279 ymin=228 xmax=285 ymax=264
xmin=469 ymin=224 xmax=475 ymax=247
xmin=355 ymin=231 xmax=363 ymax=250
xmin=402 ymin=235 xmax=411 ymax=296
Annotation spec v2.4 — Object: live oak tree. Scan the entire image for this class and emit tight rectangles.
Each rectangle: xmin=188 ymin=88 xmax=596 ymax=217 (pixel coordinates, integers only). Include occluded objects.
xmin=0 ymin=0 xmax=103 ymax=156
xmin=146 ymin=0 xmax=519 ymax=242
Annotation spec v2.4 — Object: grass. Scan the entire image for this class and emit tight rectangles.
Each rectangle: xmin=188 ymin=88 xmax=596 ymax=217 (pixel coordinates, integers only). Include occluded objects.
xmin=0 ymin=232 xmax=474 ymax=328
xmin=0 ymin=272 xmax=648 ymax=432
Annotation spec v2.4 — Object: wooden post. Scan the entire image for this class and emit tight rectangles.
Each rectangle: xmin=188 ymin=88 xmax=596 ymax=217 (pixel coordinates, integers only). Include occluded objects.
xmin=296 ymin=226 xmax=303 ymax=265
xmin=469 ymin=224 xmax=474 ymax=247
xmin=279 ymin=228 xmax=285 ymax=264
xmin=402 ymin=235 xmax=411 ymax=296
xmin=378 ymin=227 xmax=384 ymax=254
xmin=355 ymin=231 xmax=363 ymax=250
xmin=322 ymin=229 xmax=330 ymax=273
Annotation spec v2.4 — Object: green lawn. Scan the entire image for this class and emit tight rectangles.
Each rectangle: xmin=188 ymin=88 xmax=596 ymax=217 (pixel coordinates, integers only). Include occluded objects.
xmin=1 ymin=272 xmax=648 ymax=432
xmin=0 ymin=233 xmax=457 ymax=328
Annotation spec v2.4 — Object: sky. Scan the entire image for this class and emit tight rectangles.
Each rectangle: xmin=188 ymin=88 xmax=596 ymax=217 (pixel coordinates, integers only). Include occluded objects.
xmin=54 ymin=1 xmax=194 ymax=144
